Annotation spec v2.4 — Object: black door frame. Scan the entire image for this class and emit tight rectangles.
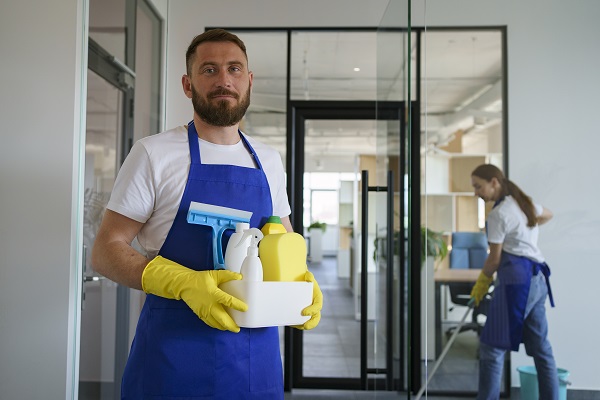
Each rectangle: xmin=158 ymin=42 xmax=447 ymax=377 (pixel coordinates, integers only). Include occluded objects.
xmin=284 ymin=100 xmax=415 ymax=392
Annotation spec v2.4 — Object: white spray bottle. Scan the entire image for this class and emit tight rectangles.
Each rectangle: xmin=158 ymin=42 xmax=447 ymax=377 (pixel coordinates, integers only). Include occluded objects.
xmin=237 ymin=228 xmax=264 ymax=281
xmin=224 ymin=222 xmax=251 ymax=273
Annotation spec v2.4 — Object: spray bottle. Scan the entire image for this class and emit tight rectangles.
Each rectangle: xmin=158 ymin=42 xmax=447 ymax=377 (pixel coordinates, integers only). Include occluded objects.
xmin=224 ymin=222 xmax=251 ymax=273
xmin=236 ymin=228 xmax=264 ymax=281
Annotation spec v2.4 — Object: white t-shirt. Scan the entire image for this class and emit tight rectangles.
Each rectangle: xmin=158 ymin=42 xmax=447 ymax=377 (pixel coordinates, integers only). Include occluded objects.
xmin=486 ymin=195 xmax=545 ymax=262
xmin=107 ymin=125 xmax=291 ymax=258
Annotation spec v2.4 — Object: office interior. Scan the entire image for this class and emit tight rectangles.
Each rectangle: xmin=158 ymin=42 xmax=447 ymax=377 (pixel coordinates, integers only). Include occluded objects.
xmin=1 ymin=0 xmax=599 ymax=399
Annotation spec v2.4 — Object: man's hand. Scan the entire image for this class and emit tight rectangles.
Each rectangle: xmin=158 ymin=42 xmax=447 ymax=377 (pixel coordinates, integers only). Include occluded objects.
xmin=142 ymin=256 xmax=248 ymax=332
xmin=293 ymin=270 xmax=323 ymax=330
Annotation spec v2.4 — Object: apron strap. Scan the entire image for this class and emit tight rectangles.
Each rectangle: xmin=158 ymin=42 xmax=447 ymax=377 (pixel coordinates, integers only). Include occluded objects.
xmin=239 ymin=132 xmax=265 ymax=171
xmin=188 ymin=122 xmax=264 ymax=171
xmin=534 ymin=262 xmax=555 ymax=307
xmin=187 ymin=121 xmax=201 ymax=164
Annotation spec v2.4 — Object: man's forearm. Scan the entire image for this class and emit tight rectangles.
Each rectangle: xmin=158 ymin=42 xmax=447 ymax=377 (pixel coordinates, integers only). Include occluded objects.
xmin=91 ymin=239 xmax=149 ymax=290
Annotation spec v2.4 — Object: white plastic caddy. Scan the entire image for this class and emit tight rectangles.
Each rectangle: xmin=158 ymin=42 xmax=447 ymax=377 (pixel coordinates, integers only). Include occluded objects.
xmin=220 ymin=280 xmax=313 ymax=328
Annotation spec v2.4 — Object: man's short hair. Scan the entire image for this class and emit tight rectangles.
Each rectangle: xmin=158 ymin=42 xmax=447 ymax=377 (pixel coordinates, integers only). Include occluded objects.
xmin=185 ymin=29 xmax=248 ymax=76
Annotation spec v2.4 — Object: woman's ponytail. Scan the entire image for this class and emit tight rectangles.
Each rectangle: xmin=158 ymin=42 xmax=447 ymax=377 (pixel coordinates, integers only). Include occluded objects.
xmin=472 ymin=164 xmax=538 ymax=228
xmin=505 ymin=179 xmax=537 ymax=227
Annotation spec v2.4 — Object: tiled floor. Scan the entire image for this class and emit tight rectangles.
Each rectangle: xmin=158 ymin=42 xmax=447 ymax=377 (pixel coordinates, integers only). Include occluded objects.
xmin=284 ymin=388 xmax=476 ymax=399
xmin=283 ymin=255 xmax=485 ymax=399
xmin=282 ymin=255 xmax=600 ymax=400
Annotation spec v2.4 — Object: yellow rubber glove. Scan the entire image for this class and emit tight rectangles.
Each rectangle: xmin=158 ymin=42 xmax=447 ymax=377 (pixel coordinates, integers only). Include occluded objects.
xmin=141 ymin=256 xmax=248 ymax=332
xmin=294 ymin=270 xmax=323 ymax=330
xmin=470 ymin=271 xmax=494 ymax=306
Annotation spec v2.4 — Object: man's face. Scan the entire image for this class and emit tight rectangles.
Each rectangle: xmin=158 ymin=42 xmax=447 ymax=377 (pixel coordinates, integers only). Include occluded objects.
xmin=185 ymin=41 xmax=253 ymax=127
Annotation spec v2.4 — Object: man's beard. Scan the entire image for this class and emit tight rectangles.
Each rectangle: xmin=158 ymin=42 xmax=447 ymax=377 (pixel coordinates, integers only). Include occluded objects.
xmin=191 ymin=85 xmax=251 ymax=127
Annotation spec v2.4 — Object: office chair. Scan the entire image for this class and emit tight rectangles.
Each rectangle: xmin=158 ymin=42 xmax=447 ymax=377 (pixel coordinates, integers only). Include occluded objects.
xmin=446 ymin=231 xmax=490 ymax=336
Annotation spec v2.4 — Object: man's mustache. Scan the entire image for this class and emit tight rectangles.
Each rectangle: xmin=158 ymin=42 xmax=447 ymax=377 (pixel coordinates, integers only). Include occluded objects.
xmin=209 ymin=89 xmax=238 ymax=99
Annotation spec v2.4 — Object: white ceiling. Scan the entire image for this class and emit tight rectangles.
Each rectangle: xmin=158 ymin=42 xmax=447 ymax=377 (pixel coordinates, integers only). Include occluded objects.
xmin=86 ymin=28 xmax=503 ymax=172
xmin=239 ymin=29 xmax=503 ymax=170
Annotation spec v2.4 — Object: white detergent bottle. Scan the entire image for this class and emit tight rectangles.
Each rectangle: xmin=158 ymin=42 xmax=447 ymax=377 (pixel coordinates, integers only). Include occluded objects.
xmin=238 ymin=228 xmax=264 ymax=281
xmin=224 ymin=222 xmax=251 ymax=273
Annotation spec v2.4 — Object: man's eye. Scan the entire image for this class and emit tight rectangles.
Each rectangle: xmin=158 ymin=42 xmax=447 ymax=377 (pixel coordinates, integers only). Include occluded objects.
xmin=230 ymin=66 xmax=241 ymax=72
xmin=203 ymin=68 xmax=216 ymax=74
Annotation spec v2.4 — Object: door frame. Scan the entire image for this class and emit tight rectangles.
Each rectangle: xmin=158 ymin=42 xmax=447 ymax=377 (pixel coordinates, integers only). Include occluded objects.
xmin=81 ymin=38 xmax=135 ymax=400
xmin=284 ymin=100 xmax=411 ymax=392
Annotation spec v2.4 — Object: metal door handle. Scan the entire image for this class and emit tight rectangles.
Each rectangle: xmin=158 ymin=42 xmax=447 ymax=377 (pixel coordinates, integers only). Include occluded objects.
xmin=83 ymin=275 xmax=106 ymax=282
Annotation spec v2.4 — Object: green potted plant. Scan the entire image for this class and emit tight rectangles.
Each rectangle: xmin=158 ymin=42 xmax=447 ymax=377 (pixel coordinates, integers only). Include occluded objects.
xmin=373 ymin=226 xmax=448 ymax=266
xmin=420 ymin=226 xmax=448 ymax=265
xmin=307 ymin=221 xmax=327 ymax=232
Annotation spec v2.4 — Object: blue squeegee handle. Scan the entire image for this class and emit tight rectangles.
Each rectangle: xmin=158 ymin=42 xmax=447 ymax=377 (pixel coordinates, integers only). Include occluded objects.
xmin=213 ymin=224 xmax=235 ymax=269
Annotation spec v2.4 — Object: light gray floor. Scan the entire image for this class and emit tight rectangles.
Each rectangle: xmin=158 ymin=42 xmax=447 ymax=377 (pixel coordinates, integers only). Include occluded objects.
xmin=285 ymin=388 xmax=483 ymax=399
xmin=284 ymin=255 xmax=599 ymax=400
xmin=284 ymin=255 xmax=485 ymax=399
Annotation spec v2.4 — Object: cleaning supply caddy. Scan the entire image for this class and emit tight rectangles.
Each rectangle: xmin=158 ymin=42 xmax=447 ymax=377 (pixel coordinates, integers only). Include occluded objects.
xmin=219 ymin=225 xmax=313 ymax=328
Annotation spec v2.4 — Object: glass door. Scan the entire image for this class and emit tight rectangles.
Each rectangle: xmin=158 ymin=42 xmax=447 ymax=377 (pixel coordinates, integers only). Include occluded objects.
xmin=79 ymin=40 xmax=134 ymax=400
xmin=288 ymin=101 xmax=404 ymax=393
xmin=377 ymin=3 xmax=509 ymax=396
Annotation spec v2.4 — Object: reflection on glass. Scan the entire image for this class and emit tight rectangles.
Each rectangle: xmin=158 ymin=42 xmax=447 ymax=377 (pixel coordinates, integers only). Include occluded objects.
xmin=301 ymin=119 xmax=377 ymax=379
xmin=79 ymin=70 xmax=123 ymax=400
xmin=89 ymin=0 xmax=127 ymax=61
xmin=291 ymin=31 xmax=378 ymax=101
xmin=231 ymin=31 xmax=288 ymax=167
xmin=421 ymin=29 xmax=504 ymax=394
xmin=134 ymin=0 xmax=163 ymax=141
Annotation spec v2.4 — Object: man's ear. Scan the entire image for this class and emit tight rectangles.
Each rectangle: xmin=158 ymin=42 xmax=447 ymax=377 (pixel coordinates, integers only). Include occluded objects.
xmin=182 ymin=74 xmax=192 ymax=99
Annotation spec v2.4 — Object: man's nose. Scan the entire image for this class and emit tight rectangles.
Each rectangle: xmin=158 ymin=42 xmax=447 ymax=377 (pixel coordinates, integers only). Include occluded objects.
xmin=215 ymin=70 xmax=231 ymax=87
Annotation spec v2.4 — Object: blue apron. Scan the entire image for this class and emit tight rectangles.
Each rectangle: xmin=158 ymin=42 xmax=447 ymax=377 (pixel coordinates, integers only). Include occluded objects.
xmin=121 ymin=122 xmax=283 ymax=400
xmin=481 ymin=251 xmax=554 ymax=351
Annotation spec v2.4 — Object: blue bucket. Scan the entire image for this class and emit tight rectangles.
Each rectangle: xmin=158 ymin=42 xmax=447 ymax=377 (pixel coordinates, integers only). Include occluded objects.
xmin=517 ymin=365 xmax=570 ymax=400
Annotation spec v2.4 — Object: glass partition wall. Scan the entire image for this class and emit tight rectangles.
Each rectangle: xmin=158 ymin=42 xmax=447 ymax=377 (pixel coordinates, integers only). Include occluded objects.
xmin=227 ymin=27 xmax=409 ymax=396
xmin=229 ymin=13 xmax=505 ymax=398
xmin=419 ymin=27 xmax=507 ymax=398
xmin=378 ymin=3 xmax=507 ymax=397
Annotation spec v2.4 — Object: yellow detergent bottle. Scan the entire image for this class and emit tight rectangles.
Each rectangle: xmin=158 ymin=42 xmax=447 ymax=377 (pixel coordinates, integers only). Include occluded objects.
xmin=259 ymin=232 xmax=308 ymax=282
xmin=261 ymin=216 xmax=287 ymax=236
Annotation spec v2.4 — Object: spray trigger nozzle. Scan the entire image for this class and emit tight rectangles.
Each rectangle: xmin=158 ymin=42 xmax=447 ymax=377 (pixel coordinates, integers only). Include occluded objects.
xmin=236 ymin=228 xmax=264 ymax=250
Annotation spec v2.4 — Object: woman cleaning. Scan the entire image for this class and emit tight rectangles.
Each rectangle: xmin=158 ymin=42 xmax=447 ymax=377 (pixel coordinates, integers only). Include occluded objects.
xmin=470 ymin=164 xmax=559 ymax=400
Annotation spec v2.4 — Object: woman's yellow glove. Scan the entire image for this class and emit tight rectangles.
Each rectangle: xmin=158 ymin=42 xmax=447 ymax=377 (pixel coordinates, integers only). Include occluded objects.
xmin=470 ymin=271 xmax=494 ymax=306
xmin=142 ymin=256 xmax=248 ymax=332
xmin=293 ymin=270 xmax=323 ymax=330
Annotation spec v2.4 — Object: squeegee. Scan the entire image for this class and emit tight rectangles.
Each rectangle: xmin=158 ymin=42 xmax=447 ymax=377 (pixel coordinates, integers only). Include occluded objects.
xmin=187 ymin=201 xmax=253 ymax=270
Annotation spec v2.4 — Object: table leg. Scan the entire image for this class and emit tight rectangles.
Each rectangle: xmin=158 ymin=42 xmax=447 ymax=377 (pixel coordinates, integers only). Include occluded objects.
xmin=435 ymin=281 xmax=442 ymax=359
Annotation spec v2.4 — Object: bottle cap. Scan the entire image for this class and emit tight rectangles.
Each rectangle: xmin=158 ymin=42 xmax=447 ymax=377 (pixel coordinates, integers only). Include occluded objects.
xmin=266 ymin=216 xmax=282 ymax=224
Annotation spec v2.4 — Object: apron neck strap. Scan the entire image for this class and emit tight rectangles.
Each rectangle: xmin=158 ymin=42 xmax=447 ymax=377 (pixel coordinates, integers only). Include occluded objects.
xmin=187 ymin=121 xmax=201 ymax=164
xmin=187 ymin=121 xmax=265 ymax=170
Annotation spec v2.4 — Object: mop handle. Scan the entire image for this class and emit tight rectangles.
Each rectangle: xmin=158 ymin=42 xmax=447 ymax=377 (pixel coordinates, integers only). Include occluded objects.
xmin=414 ymin=299 xmax=475 ymax=400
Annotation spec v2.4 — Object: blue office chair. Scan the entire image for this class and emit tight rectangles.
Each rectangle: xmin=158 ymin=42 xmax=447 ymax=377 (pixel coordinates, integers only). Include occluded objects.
xmin=446 ymin=231 xmax=490 ymax=336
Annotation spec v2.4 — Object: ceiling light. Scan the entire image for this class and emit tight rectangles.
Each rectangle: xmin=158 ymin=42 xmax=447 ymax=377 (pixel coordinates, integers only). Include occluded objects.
xmin=353 ymin=67 xmax=360 ymax=72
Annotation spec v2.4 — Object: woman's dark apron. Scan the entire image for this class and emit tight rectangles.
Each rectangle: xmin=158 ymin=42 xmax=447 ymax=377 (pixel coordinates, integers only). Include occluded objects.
xmin=121 ymin=122 xmax=283 ymax=399
xmin=481 ymin=198 xmax=554 ymax=351
xmin=481 ymin=252 xmax=554 ymax=351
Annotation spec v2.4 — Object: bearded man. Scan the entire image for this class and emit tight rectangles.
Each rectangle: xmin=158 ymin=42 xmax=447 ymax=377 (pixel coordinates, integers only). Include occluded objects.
xmin=91 ymin=29 xmax=322 ymax=400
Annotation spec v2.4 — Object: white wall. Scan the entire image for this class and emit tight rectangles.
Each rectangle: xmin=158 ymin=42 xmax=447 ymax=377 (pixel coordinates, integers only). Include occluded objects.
xmin=0 ymin=0 xmax=86 ymax=399
xmin=412 ymin=0 xmax=600 ymax=390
